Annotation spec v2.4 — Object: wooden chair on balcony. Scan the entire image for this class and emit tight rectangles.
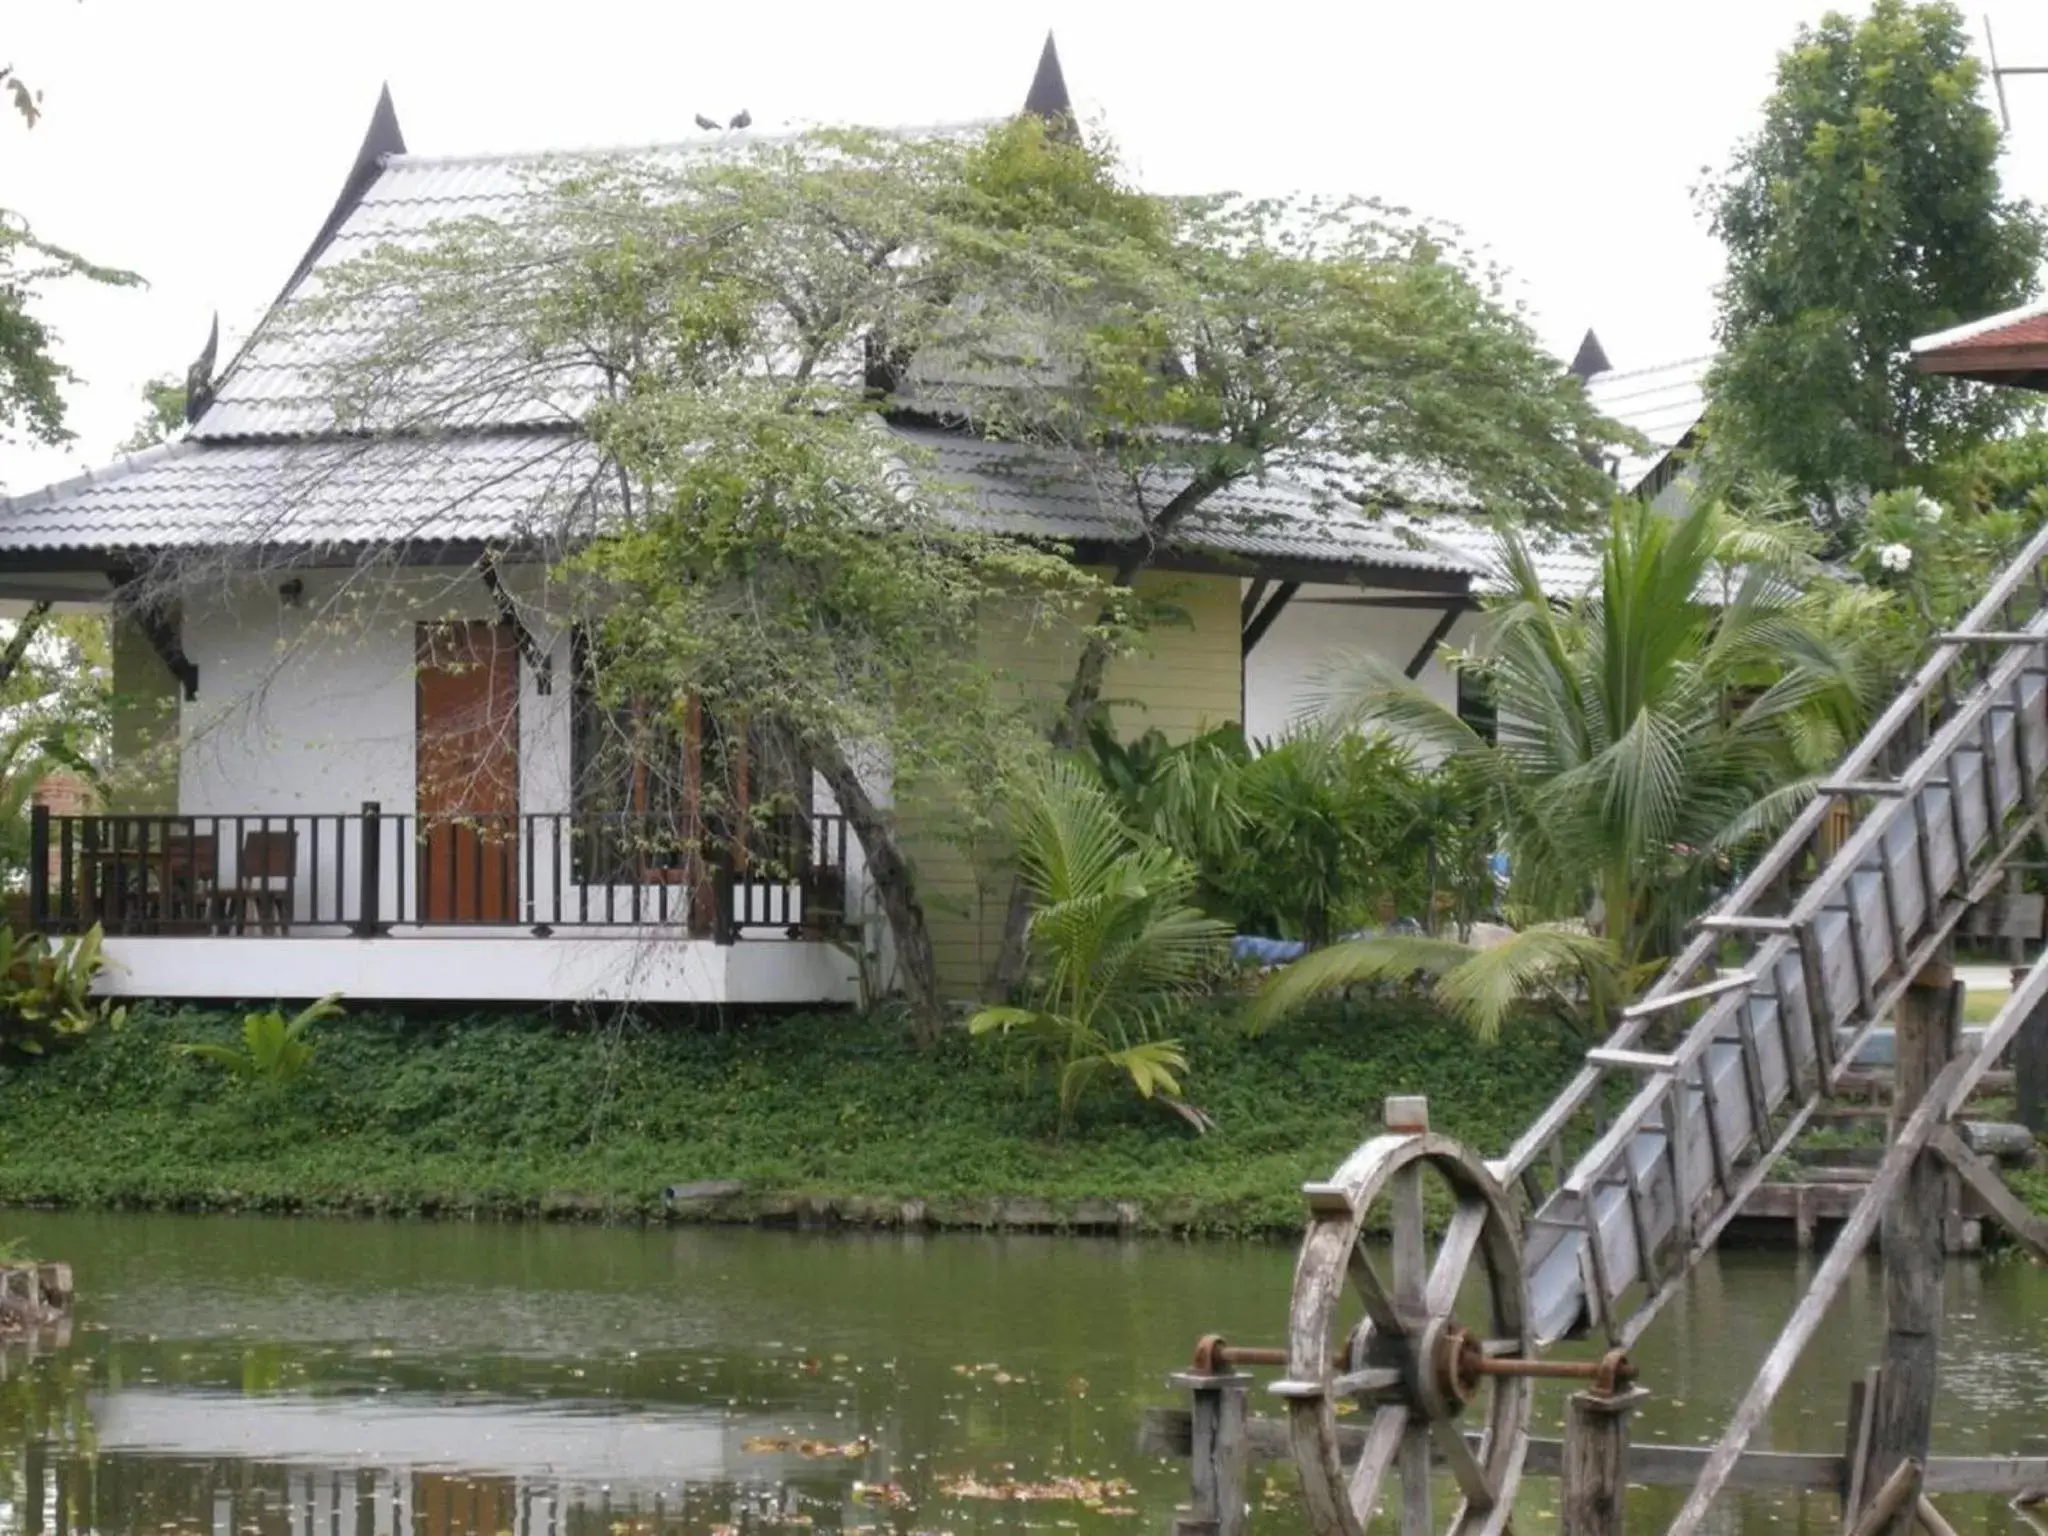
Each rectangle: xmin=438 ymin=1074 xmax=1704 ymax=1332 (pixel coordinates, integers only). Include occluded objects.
xmin=210 ymin=829 xmax=297 ymax=935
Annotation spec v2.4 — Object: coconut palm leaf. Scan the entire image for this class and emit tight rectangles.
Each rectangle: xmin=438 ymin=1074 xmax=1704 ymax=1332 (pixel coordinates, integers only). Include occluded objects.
xmin=970 ymin=759 xmax=1229 ymax=1129
xmin=1262 ymin=490 xmax=1879 ymax=1034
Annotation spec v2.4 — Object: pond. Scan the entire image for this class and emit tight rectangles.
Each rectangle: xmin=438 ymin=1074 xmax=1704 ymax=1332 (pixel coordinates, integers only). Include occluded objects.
xmin=2 ymin=1214 xmax=2046 ymax=1536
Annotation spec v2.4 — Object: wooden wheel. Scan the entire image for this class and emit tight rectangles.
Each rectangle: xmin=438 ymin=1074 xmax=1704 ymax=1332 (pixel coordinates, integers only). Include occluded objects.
xmin=1280 ymin=1117 xmax=1531 ymax=1536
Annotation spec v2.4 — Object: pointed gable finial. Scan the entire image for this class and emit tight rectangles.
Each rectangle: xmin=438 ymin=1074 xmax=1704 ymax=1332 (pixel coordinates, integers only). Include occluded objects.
xmin=364 ymin=82 xmax=407 ymax=161
xmin=1569 ymin=328 xmax=1613 ymax=381
xmin=183 ymin=312 xmax=220 ymax=425
xmin=1023 ymin=30 xmax=1074 ymax=124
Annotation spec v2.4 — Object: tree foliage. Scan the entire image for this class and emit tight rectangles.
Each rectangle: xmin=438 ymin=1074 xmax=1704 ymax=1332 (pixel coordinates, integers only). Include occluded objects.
xmin=1704 ymin=0 xmax=2045 ymax=519
xmin=304 ymin=115 xmax=1631 ymax=1024
xmin=118 ymin=374 xmax=186 ymax=453
xmin=0 ymin=52 xmax=141 ymax=452
xmin=1266 ymin=495 xmax=1878 ymax=1041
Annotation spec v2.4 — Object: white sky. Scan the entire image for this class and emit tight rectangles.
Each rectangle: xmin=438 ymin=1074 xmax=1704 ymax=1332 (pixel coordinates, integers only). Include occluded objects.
xmin=3 ymin=0 xmax=2046 ymax=493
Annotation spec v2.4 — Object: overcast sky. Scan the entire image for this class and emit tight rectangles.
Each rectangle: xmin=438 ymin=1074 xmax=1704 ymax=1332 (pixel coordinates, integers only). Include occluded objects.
xmin=4 ymin=0 xmax=2046 ymax=493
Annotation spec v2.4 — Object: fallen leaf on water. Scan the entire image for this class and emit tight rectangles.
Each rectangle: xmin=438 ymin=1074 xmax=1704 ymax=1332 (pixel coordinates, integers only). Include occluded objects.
xmin=938 ymin=1475 xmax=1136 ymax=1504
xmin=744 ymin=1435 xmax=874 ymax=1458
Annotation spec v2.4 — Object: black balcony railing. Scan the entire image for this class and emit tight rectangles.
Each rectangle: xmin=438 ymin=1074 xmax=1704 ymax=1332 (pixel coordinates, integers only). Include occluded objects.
xmin=26 ymin=806 xmax=854 ymax=944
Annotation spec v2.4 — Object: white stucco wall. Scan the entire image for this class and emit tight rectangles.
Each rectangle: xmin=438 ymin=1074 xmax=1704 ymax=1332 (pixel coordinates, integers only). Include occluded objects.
xmin=1241 ymin=581 xmax=1474 ymax=746
xmin=177 ymin=565 xmax=574 ymax=820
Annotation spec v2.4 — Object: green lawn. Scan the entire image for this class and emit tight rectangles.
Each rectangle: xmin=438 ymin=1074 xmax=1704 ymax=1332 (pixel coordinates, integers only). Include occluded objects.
xmin=1964 ymin=988 xmax=2011 ymax=1024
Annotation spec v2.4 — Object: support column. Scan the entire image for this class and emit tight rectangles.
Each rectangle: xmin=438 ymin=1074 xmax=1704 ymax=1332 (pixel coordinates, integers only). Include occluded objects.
xmin=1866 ymin=955 xmax=1956 ymax=1536
xmin=1169 ymin=1370 xmax=1250 ymax=1536
xmin=2014 ymin=964 xmax=2048 ymax=1138
xmin=1561 ymin=1386 xmax=1648 ymax=1536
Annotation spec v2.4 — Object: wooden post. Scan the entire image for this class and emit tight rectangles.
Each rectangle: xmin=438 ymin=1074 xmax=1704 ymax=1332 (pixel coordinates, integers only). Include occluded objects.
xmin=1867 ymin=957 xmax=1956 ymax=1536
xmin=2013 ymin=964 xmax=2048 ymax=1138
xmin=1170 ymin=1371 xmax=1250 ymax=1536
xmin=1561 ymin=1386 xmax=1647 ymax=1536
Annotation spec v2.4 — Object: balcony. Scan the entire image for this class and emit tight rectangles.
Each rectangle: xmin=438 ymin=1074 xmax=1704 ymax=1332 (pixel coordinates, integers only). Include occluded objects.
xmin=28 ymin=806 xmax=855 ymax=946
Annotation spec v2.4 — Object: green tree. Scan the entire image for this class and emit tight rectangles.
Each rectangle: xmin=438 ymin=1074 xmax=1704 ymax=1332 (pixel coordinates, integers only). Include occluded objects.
xmin=309 ymin=125 xmax=1114 ymax=1037
xmin=306 ymin=118 xmax=1625 ymax=1028
xmin=1704 ymin=0 xmax=2044 ymax=524
xmin=962 ymin=163 xmax=1626 ymax=986
xmin=1255 ymin=496 xmax=1877 ymax=1038
xmin=0 ymin=51 xmax=141 ymax=453
xmin=118 ymin=373 xmax=186 ymax=452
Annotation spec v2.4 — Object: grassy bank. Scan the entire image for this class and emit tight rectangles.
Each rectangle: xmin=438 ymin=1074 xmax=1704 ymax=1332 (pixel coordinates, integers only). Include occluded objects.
xmin=0 ymin=1000 xmax=1590 ymax=1235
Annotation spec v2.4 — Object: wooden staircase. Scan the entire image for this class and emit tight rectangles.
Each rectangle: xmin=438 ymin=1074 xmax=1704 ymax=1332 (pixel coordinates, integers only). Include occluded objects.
xmin=1483 ymin=525 xmax=2048 ymax=1532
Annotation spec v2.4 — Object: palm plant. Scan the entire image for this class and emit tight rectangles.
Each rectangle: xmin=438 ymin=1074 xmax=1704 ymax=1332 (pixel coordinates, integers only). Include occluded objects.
xmin=1256 ymin=496 xmax=1876 ymax=1038
xmin=970 ymin=760 xmax=1230 ymax=1130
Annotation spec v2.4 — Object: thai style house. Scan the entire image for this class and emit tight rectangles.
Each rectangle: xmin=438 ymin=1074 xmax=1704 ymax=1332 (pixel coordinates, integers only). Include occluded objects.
xmin=0 ymin=40 xmax=1523 ymax=1005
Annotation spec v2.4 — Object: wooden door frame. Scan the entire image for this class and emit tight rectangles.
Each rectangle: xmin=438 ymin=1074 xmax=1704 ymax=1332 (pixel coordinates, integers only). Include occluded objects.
xmin=415 ymin=618 xmax=522 ymax=923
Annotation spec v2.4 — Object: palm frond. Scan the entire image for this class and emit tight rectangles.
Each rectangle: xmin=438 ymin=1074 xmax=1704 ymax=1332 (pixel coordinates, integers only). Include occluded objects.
xmin=1430 ymin=925 xmax=1622 ymax=1042
xmin=1249 ymin=934 xmax=1476 ymax=1034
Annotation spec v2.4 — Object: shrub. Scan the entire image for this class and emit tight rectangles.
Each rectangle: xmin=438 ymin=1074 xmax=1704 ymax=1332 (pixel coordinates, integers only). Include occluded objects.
xmin=969 ymin=761 xmax=1228 ymax=1130
xmin=0 ymin=924 xmax=121 ymax=1057
xmin=1082 ymin=719 xmax=1498 ymax=943
xmin=179 ymin=993 xmax=345 ymax=1090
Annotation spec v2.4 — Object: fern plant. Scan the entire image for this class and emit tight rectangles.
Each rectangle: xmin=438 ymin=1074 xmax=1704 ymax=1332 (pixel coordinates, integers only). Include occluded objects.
xmin=970 ymin=761 xmax=1229 ymax=1131
xmin=180 ymin=994 xmax=345 ymax=1088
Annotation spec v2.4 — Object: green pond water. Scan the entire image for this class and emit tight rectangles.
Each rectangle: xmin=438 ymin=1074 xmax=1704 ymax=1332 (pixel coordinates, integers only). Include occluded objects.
xmin=2 ymin=1213 xmax=2046 ymax=1536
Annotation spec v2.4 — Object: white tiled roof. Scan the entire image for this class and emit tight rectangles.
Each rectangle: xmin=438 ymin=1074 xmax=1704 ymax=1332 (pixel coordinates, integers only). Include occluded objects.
xmin=195 ymin=130 xmax=990 ymax=442
xmin=0 ymin=425 xmax=1482 ymax=580
xmin=905 ymin=430 xmax=1475 ymax=576
xmin=1585 ymin=356 xmax=1711 ymax=493
xmin=0 ymin=434 xmax=610 ymax=553
xmin=1407 ymin=517 xmax=1602 ymax=597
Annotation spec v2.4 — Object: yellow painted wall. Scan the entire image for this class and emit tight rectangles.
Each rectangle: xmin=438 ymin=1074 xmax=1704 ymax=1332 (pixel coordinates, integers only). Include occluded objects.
xmin=109 ymin=615 xmax=180 ymax=813
xmin=908 ymin=569 xmax=1242 ymax=997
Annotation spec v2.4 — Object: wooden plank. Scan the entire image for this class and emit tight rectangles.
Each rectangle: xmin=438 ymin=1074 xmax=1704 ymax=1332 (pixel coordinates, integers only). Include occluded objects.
xmin=1622 ymin=972 xmax=1756 ymax=1019
xmin=1562 ymin=1389 xmax=1646 ymax=1536
xmin=1390 ymin=1164 xmax=1430 ymax=1536
xmin=1868 ymin=974 xmax=1954 ymax=1536
xmin=1944 ymin=941 xmax=2048 ymax=1116
xmin=1138 ymin=1412 xmax=2048 ymax=1495
xmin=1661 ymin=1039 xmax=1974 ymax=1536
xmin=1848 ymin=1459 xmax=1924 ymax=1536
xmin=1844 ymin=1366 xmax=1883 ymax=1527
xmin=1699 ymin=913 xmax=1798 ymax=932
xmin=1931 ymin=1124 xmax=2048 ymax=1261
xmin=1176 ymin=1375 xmax=1251 ymax=1536
xmin=1587 ymin=1046 xmax=1680 ymax=1072
xmin=1916 ymin=1495 xmax=1963 ymax=1536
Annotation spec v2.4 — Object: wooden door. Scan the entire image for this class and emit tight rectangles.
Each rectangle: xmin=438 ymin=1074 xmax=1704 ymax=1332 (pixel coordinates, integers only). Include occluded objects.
xmin=416 ymin=620 xmax=519 ymax=922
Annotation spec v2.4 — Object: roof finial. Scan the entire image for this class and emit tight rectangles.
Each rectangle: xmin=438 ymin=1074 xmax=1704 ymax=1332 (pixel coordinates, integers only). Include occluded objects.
xmin=1023 ymin=30 xmax=1074 ymax=127
xmin=1568 ymin=328 xmax=1613 ymax=381
xmin=182 ymin=313 xmax=219 ymax=425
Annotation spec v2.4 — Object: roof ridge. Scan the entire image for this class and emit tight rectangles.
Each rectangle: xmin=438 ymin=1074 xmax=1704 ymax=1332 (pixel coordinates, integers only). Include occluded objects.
xmin=0 ymin=439 xmax=200 ymax=516
xmin=380 ymin=119 xmax=1001 ymax=173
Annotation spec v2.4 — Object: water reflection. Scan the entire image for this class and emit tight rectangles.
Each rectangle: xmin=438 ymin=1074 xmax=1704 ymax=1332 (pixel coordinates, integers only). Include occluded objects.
xmin=0 ymin=1213 xmax=2045 ymax=1536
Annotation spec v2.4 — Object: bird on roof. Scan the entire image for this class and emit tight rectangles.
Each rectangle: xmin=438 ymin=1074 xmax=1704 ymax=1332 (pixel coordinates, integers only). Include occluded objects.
xmin=730 ymin=108 xmax=752 ymax=130
xmin=693 ymin=113 xmax=721 ymax=132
